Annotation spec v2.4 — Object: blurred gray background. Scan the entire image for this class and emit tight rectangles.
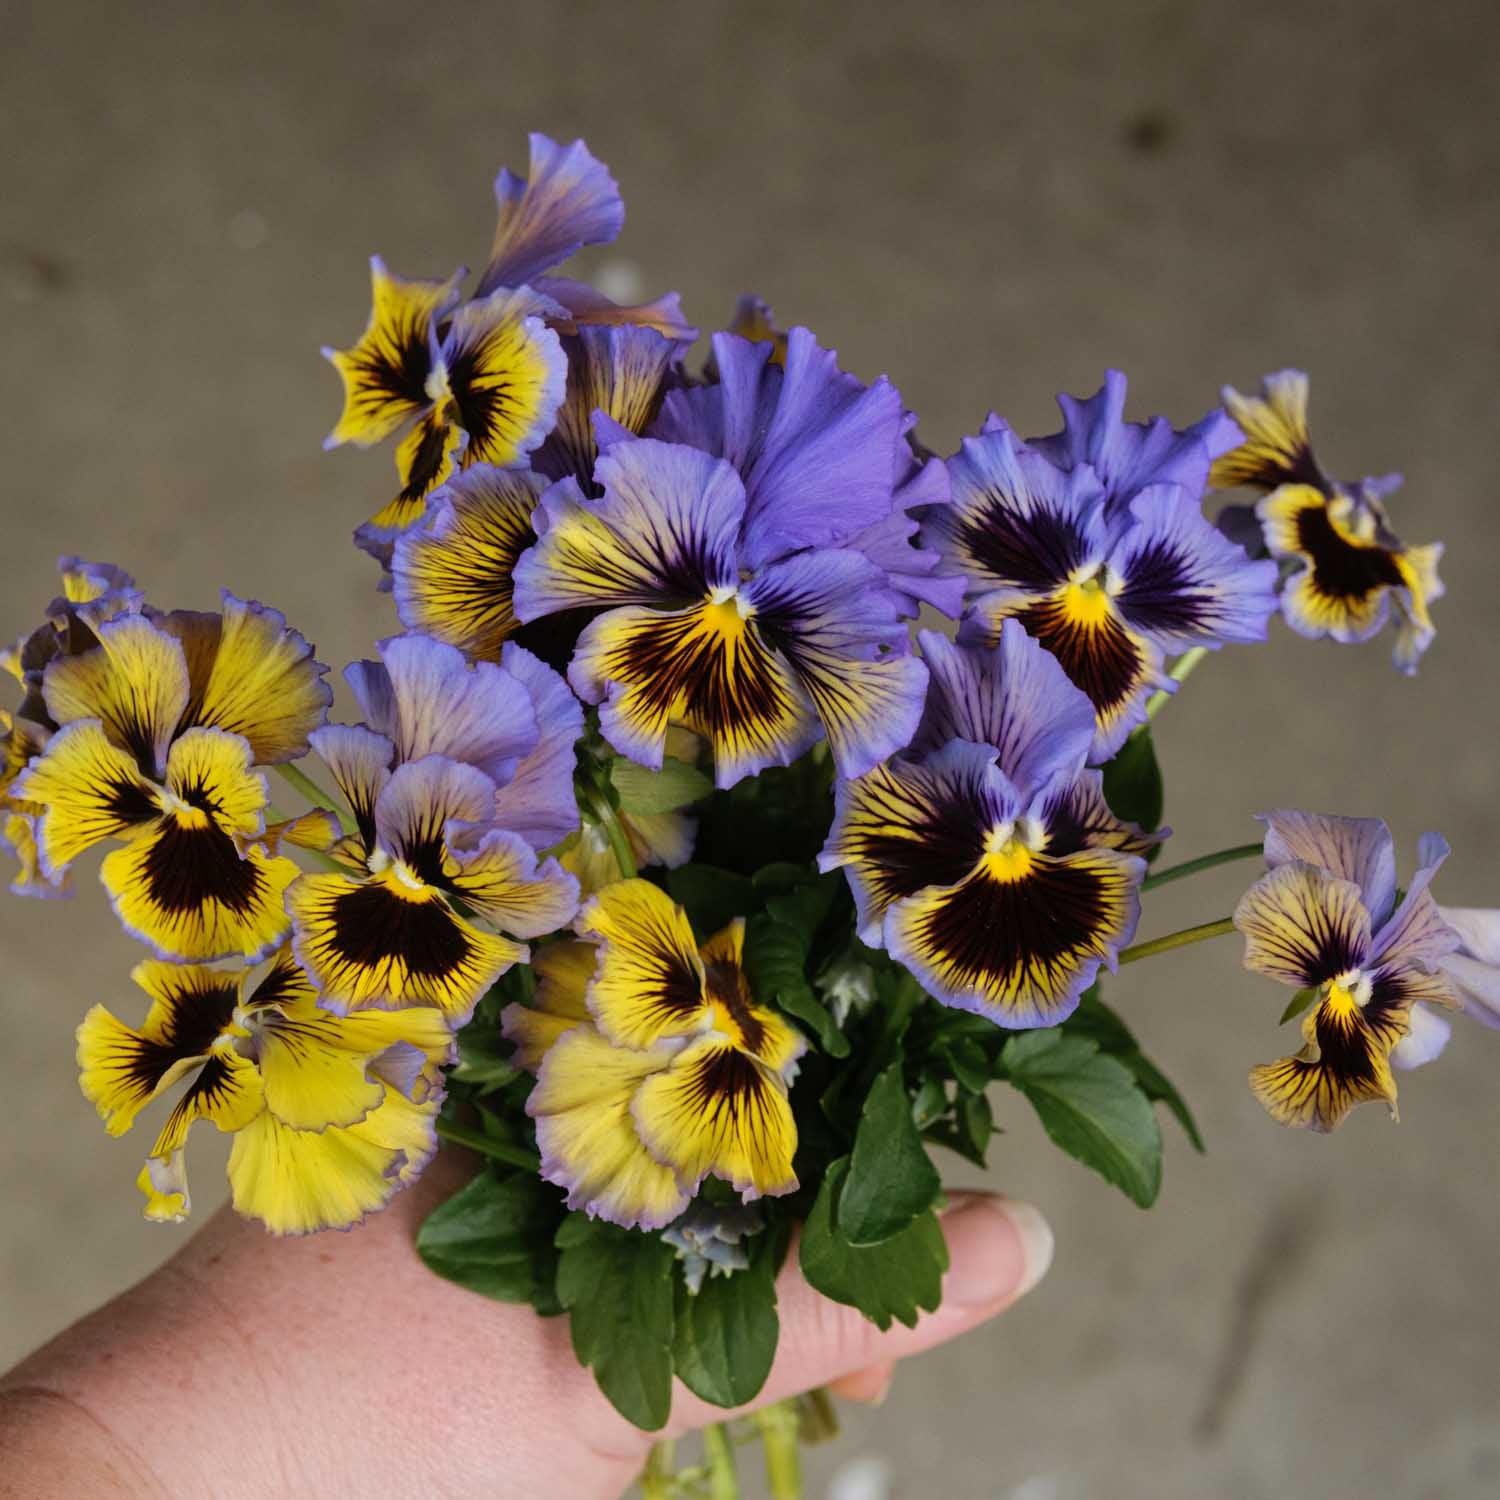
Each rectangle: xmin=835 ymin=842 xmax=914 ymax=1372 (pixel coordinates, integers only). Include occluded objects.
xmin=2 ymin=2 xmax=1497 ymax=1496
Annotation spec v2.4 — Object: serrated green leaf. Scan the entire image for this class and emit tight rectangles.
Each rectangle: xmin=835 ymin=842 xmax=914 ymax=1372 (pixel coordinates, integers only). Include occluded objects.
xmin=800 ymin=1157 xmax=948 ymax=1331
xmin=611 ymin=756 xmax=714 ymax=815
xmin=744 ymin=913 xmax=850 ymax=1058
xmin=1102 ymin=726 xmax=1165 ymax=855
xmin=1120 ymin=1050 xmax=1205 ymax=1154
xmin=838 ymin=1063 xmax=942 ymax=1246
xmin=416 ymin=1172 xmax=561 ymax=1304
xmin=672 ymin=1259 xmax=779 ymax=1408
xmin=556 ymin=1216 xmax=677 ymax=1431
xmin=1003 ymin=1030 xmax=1163 ymax=1206
xmin=1279 ymin=985 xmax=1320 ymax=1025
xmin=666 ymin=863 xmax=759 ymax=939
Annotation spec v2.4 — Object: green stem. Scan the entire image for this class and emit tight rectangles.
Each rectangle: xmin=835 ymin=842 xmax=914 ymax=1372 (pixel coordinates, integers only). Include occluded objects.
xmin=796 ymin=1388 xmax=840 ymax=1444
xmin=752 ymin=1401 xmax=803 ymax=1500
xmin=639 ymin=1441 xmax=676 ymax=1500
xmin=273 ymin=762 xmax=353 ymax=834
xmin=434 ymin=1118 xmax=541 ymax=1172
xmin=1117 ymin=916 xmax=1237 ymax=966
xmin=589 ymin=788 xmax=639 ymax=881
xmin=703 ymin=1424 xmax=740 ymax=1499
xmin=1145 ymin=645 xmax=1208 ymax=721
xmin=1141 ymin=842 xmax=1263 ymax=893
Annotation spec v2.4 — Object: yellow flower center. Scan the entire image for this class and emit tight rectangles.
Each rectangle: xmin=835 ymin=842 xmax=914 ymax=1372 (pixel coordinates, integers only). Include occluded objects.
xmin=1059 ymin=570 xmax=1115 ymax=627
xmin=981 ymin=821 xmax=1039 ymax=882
xmin=704 ymin=587 xmax=755 ymax=638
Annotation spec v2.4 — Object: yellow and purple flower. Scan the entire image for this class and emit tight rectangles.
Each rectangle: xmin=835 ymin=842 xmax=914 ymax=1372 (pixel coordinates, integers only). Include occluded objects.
xmin=505 ymin=879 xmax=804 ymax=1230
xmin=1210 ymin=370 xmax=1443 ymax=673
xmin=76 ymin=949 xmax=453 ymax=1234
xmin=286 ymin=635 xmax=581 ymax=1023
xmin=820 ymin=620 xmax=1158 ymax=1025
xmin=927 ymin=420 xmax=1278 ymax=758
xmin=1234 ymin=810 xmax=1460 ymax=1131
xmin=513 ymin=332 xmax=938 ymax=786
xmin=13 ymin=596 xmax=331 ymax=959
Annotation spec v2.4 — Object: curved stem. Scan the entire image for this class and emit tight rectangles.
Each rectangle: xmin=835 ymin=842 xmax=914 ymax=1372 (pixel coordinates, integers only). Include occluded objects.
xmin=1145 ymin=646 xmax=1209 ymax=721
xmin=434 ymin=1118 xmax=541 ymax=1172
xmin=1141 ymin=842 xmax=1263 ymax=893
xmin=639 ymin=1440 xmax=677 ymax=1500
xmin=273 ymin=762 xmax=353 ymax=834
xmin=703 ymin=1424 xmax=740 ymax=1499
xmin=1117 ymin=916 xmax=1237 ymax=966
xmin=589 ymin=789 xmax=639 ymax=881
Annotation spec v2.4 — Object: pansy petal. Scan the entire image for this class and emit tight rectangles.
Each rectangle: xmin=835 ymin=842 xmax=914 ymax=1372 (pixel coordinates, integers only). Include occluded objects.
xmin=42 ymin=613 xmax=189 ymax=777
xmin=228 ymin=1090 xmax=437 ymax=1235
xmin=926 ymin=426 xmax=1106 ymax=602
xmin=885 ymin=844 xmax=1143 ymax=1027
xmin=1259 ymin=810 xmax=1397 ymax=922
xmin=575 ymin=878 xmax=710 ymax=1050
xmin=347 ymin=634 xmax=539 ymax=787
xmin=1038 ymin=767 xmax=1165 ymax=859
xmin=308 ymin=724 xmax=394 ymax=853
xmin=1209 ymin=370 xmax=1330 ymax=493
xmin=439 ymin=285 xmax=568 ymax=468
xmin=137 ymin=1151 xmax=191 ymax=1222
xmin=1390 ymin=1002 xmax=1453 ymax=1071
xmin=913 ymin=622 xmax=1094 ymax=789
xmin=1437 ymin=905 xmax=1500 ymax=967
xmin=149 ymin=1046 xmax=266 ymax=1157
xmin=1112 ymin=486 xmax=1279 ymax=650
xmin=322 ymin=257 xmax=461 ymax=448
xmin=534 ymin=278 xmax=698 ymax=343
xmin=723 ymin=293 xmax=787 ymax=364
xmin=489 ymin=642 xmax=585 ymax=851
xmin=242 ymin=807 xmax=343 ymax=860
xmin=373 ymin=755 xmax=496 ymax=878
xmin=1370 ymin=832 xmax=1458 ymax=972
xmin=571 ymin=601 xmax=818 ymax=788
xmin=355 ymin=408 xmax=469 ymax=563
xmin=513 ymin=440 xmax=744 ymax=618
xmin=819 ymin=740 xmax=1014 ymax=943
xmin=528 ymin=1025 xmax=689 ymax=1231
xmin=1234 ymin=861 xmax=1371 ymax=988
xmin=477 ymin=133 xmax=624 ymax=295
xmin=700 ymin=919 xmax=806 ymax=1079
xmin=1391 ymin=542 xmax=1443 ymax=675
xmin=76 ymin=960 xmax=239 ymax=1135
xmin=14 ymin=720 xmax=160 ymax=877
xmin=746 ymin=549 xmax=928 ymax=781
xmin=160 ymin=594 xmax=332 ymax=765
xmin=1032 ymin=369 xmax=1241 ymax=514
xmin=391 ymin=465 xmax=548 ymax=662
xmin=534 ymin=325 xmax=678 ymax=488
xmin=2 ymin=810 xmax=69 ymax=898
xmin=443 ymin=825 xmax=580 ymax=937
xmin=502 ymin=939 xmax=596 ymax=1071
xmin=287 ymin=870 xmax=521 ymax=1023
xmin=632 ymin=1035 xmax=799 ymax=1201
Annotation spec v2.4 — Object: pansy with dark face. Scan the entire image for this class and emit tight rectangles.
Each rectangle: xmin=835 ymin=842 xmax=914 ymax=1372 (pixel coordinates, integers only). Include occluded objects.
xmin=325 ymin=135 xmax=696 ymax=566
xmin=1234 ymin=810 xmax=1460 ymax=1131
xmin=925 ymin=423 xmax=1278 ymax=759
xmin=13 ymin=596 xmax=331 ymax=959
xmin=76 ymin=948 xmax=453 ymax=1234
xmin=1210 ymin=371 xmax=1443 ymax=673
xmin=506 ymin=878 xmax=803 ymax=1230
xmin=820 ymin=621 xmax=1159 ymax=1026
xmin=286 ymin=635 xmax=581 ymax=1023
xmin=512 ymin=330 xmax=941 ymax=786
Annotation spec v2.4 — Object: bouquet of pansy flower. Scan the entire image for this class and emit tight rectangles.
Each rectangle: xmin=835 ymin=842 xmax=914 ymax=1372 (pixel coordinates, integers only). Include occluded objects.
xmin=3 ymin=132 xmax=1487 ymax=1497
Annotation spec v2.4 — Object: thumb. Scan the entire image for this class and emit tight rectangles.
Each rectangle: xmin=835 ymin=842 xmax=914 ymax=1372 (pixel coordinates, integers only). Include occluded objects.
xmin=664 ymin=1192 xmax=1053 ymax=1438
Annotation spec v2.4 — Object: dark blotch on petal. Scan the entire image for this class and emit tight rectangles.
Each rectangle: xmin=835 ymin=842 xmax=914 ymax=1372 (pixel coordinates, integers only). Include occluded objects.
xmin=143 ymin=818 xmax=265 ymax=917
xmin=1296 ymin=506 xmax=1405 ymax=604
xmin=1018 ymin=596 xmax=1144 ymax=715
xmin=329 ymin=882 xmax=472 ymax=980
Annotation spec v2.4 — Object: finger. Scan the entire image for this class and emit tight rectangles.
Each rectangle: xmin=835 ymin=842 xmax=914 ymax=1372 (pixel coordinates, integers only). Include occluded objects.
xmin=826 ymin=1359 xmax=896 ymax=1406
xmin=663 ymin=1192 xmax=1052 ymax=1438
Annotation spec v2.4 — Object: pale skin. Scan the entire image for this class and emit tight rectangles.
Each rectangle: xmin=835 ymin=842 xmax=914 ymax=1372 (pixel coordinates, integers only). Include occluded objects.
xmin=0 ymin=1153 xmax=1053 ymax=1499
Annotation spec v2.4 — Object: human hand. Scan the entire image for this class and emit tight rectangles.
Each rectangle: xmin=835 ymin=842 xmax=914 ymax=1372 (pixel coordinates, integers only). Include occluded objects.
xmin=0 ymin=1153 xmax=1053 ymax=1499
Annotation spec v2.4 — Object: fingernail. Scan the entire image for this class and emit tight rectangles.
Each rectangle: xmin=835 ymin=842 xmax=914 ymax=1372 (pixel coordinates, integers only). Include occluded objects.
xmin=941 ymin=1195 xmax=1054 ymax=1306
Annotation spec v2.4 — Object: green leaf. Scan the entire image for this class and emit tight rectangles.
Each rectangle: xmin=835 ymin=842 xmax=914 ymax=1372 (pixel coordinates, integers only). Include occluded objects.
xmin=555 ymin=1215 xmax=678 ymax=1431
xmin=912 ymin=1075 xmax=949 ymax=1128
xmin=665 ymin=863 xmax=759 ymax=939
xmin=744 ymin=913 xmax=850 ymax=1058
xmin=450 ymin=1028 xmax=520 ymax=1092
xmin=757 ymin=866 xmax=841 ymax=942
xmin=957 ymin=1089 xmax=995 ymax=1163
xmin=800 ymin=1157 xmax=949 ymax=1331
xmin=1003 ymin=1030 xmax=1163 ymax=1207
xmin=1102 ymin=725 xmax=1164 ymax=849
xmin=416 ymin=1172 xmax=561 ymax=1304
xmin=672 ymin=1260 xmax=779 ymax=1408
xmin=1279 ymin=985 xmax=1320 ymax=1025
xmin=611 ymin=756 xmax=714 ymax=815
xmin=1065 ymin=987 xmax=1204 ymax=1152
xmin=837 ymin=1063 xmax=942 ymax=1246
xmin=937 ymin=1037 xmax=992 ymax=1095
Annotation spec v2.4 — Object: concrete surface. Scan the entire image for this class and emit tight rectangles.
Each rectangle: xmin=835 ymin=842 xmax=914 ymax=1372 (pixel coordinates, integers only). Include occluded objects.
xmin=2 ymin=2 xmax=1497 ymax=1495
